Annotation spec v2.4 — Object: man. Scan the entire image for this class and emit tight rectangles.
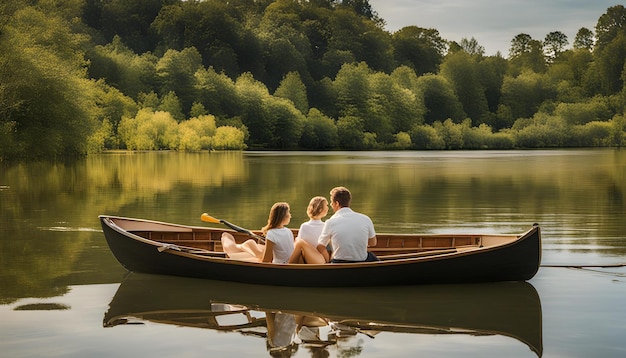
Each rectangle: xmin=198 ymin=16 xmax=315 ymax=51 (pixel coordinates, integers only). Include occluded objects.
xmin=316 ymin=186 xmax=378 ymax=263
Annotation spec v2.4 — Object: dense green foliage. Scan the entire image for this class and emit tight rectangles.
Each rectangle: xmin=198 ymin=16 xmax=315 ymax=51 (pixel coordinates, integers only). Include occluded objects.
xmin=1 ymin=1 xmax=625 ymax=160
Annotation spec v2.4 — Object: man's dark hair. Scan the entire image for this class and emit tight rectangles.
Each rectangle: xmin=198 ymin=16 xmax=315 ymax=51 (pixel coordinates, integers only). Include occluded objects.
xmin=330 ymin=186 xmax=351 ymax=207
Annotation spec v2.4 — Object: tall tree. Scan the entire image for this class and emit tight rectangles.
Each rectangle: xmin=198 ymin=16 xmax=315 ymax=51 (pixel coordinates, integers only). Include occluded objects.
xmin=552 ymin=48 xmax=593 ymax=91
xmin=390 ymin=65 xmax=420 ymax=94
xmin=500 ymin=71 xmax=557 ymax=120
xmin=258 ymin=2 xmax=311 ymax=90
xmin=543 ymin=31 xmax=568 ymax=63
xmin=392 ymin=26 xmax=446 ymax=75
xmin=594 ymin=5 xmax=626 ymax=50
xmin=479 ymin=55 xmax=508 ymax=115
xmin=364 ymin=73 xmax=397 ymax=143
xmin=415 ymin=74 xmax=466 ymax=125
xmin=234 ymin=73 xmax=273 ymax=147
xmin=155 ymin=47 xmax=203 ymax=115
xmin=333 ymin=62 xmax=371 ymax=118
xmin=92 ymin=0 xmax=172 ymax=53
xmin=592 ymin=5 xmax=626 ymax=95
xmin=357 ymin=21 xmax=394 ymax=72
xmin=458 ymin=37 xmax=485 ymax=57
xmin=194 ymin=67 xmax=239 ymax=118
xmin=274 ymin=72 xmax=309 ymax=114
xmin=299 ymin=108 xmax=338 ymax=149
xmin=152 ymin=0 xmax=253 ymax=78
xmin=158 ymin=91 xmax=185 ymax=121
xmin=336 ymin=115 xmax=365 ymax=149
xmin=440 ymin=51 xmax=489 ymax=125
xmin=325 ymin=7 xmax=392 ymax=73
xmin=573 ymin=27 xmax=594 ymax=50
xmin=590 ymin=33 xmax=626 ymax=95
xmin=0 ymin=6 xmax=98 ymax=159
xmin=263 ymin=96 xmax=305 ymax=148
xmin=340 ymin=0 xmax=384 ymax=27
xmin=369 ymin=71 xmax=424 ymax=137
xmin=509 ymin=34 xmax=546 ymax=74
xmin=87 ymin=36 xmax=158 ymax=99
xmin=509 ymin=33 xmax=533 ymax=59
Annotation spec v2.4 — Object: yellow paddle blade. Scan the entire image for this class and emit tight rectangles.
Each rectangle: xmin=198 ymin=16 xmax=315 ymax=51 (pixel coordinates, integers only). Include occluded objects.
xmin=200 ymin=213 xmax=221 ymax=223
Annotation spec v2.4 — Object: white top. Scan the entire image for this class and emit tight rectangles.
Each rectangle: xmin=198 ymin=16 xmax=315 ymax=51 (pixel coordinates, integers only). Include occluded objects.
xmin=268 ymin=313 xmax=296 ymax=348
xmin=266 ymin=227 xmax=295 ymax=264
xmin=297 ymin=219 xmax=325 ymax=248
xmin=318 ymin=207 xmax=376 ymax=261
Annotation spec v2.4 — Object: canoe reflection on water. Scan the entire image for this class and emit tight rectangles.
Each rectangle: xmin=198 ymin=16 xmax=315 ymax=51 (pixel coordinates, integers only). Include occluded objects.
xmin=103 ymin=273 xmax=543 ymax=357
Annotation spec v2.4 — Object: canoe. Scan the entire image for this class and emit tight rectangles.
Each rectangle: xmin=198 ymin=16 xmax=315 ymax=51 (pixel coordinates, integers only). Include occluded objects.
xmin=99 ymin=215 xmax=541 ymax=286
xmin=103 ymin=273 xmax=543 ymax=356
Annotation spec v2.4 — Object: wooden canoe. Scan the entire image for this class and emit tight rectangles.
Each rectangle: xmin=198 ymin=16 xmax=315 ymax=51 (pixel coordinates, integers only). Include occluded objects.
xmin=103 ymin=273 xmax=543 ymax=356
xmin=99 ymin=215 xmax=541 ymax=286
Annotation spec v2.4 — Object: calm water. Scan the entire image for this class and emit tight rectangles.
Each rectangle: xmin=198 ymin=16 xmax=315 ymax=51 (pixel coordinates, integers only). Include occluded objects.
xmin=1 ymin=149 xmax=625 ymax=357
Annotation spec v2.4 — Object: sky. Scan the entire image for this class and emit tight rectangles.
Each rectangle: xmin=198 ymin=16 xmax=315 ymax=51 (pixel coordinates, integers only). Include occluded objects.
xmin=368 ymin=0 xmax=619 ymax=56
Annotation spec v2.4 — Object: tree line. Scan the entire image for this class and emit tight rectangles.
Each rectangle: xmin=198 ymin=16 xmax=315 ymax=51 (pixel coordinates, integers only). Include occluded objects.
xmin=1 ymin=1 xmax=625 ymax=160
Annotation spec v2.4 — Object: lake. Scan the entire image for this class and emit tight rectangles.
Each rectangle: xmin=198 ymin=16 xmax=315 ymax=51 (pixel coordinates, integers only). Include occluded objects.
xmin=1 ymin=149 xmax=625 ymax=357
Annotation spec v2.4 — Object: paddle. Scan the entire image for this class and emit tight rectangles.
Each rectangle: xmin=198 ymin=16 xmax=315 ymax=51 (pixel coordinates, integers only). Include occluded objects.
xmin=200 ymin=213 xmax=266 ymax=242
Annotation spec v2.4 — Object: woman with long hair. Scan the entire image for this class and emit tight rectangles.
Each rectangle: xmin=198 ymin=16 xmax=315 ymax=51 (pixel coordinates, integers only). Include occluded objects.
xmin=221 ymin=202 xmax=294 ymax=263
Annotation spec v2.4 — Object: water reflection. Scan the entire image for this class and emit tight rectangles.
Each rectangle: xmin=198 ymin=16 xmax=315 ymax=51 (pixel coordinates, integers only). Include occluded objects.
xmin=3 ymin=150 xmax=624 ymax=356
xmin=104 ymin=273 xmax=543 ymax=357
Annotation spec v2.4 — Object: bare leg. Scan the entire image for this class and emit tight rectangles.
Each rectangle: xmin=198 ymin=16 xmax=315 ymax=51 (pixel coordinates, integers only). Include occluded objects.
xmin=288 ymin=240 xmax=304 ymax=263
xmin=221 ymin=232 xmax=264 ymax=261
xmin=288 ymin=239 xmax=326 ymax=264
xmin=240 ymin=240 xmax=264 ymax=260
xmin=221 ymin=232 xmax=242 ymax=254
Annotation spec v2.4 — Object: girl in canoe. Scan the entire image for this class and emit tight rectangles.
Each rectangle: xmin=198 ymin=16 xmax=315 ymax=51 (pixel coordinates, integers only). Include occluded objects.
xmin=288 ymin=196 xmax=329 ymax=264
xmin=221 ymin=202 xmax=294 ymax=263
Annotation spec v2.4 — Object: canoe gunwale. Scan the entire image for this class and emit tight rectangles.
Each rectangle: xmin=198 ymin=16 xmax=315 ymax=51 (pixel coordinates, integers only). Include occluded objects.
xmin=99 ymin=215 xmax=541 ymax=285
xmin=102 ymin=215 xmax=535 ymax=267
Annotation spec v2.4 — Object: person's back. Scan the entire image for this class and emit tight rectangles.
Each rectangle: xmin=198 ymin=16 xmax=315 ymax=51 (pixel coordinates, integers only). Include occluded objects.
xmin=320 ymin=207 xmax=373 ymax=261
xmin=317 ymin=187 xmax=377 ymax=263
xmin=298 ymin=219 xmax=325 ymax=248
xmin=288 ymin=196 xmax=329 ymax=265
xmin=261 ymin=202 xmax=294 ymax=264
xmin=265 ymin=227 xmax=294 ymax=264
xmin=221 ymin=202 xmax=295 ymax=264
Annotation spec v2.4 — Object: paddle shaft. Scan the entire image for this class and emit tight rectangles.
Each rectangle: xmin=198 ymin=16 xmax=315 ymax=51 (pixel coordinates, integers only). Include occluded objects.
xmin=222 ymin=220 xmax=266 ymax=242
xmin=201 ymin=213 xmax=266 ymax=242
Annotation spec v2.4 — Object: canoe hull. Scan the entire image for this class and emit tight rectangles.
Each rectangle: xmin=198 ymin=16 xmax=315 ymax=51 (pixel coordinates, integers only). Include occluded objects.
xmin=99 ymin=215 xmax=541 ymax=287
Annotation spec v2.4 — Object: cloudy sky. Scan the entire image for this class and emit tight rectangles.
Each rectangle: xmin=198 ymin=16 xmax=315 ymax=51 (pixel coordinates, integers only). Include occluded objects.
xmin=368 ymin=0 xmax=618 ymax=56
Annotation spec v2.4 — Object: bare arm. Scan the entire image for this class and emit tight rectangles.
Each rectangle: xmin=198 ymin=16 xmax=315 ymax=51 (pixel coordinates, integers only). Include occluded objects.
xmin=367 ymin=236 xmax=377 ymax=247
xmin=316 ymin=244 xmax=330 ymax=263
xmin=261 ymin=240 xmax=274 ymax=262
